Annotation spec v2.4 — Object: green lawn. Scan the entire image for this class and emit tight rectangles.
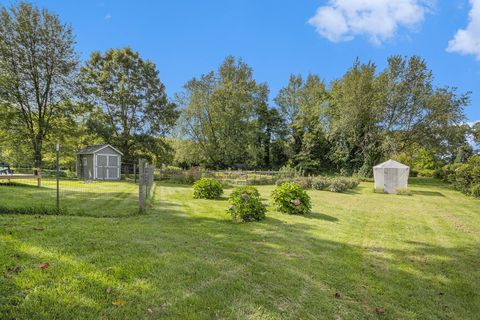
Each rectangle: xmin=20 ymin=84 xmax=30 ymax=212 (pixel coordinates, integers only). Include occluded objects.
xmin=0 ymin=178 xmax=138 ymax=217
xmin=1 ymin=178 xmax=479 ymax=319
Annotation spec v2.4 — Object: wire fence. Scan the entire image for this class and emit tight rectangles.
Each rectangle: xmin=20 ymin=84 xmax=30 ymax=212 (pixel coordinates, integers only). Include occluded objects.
xmin=138 ymin=160 xmax=155 ymax=212
xmin=158 ymin=168 xmax=280 ymax=185
xmin=0 ymin=158 xmax=155 ymax=217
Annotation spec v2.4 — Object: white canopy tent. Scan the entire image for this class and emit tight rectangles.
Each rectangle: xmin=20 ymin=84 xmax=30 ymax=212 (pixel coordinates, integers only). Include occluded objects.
xmin=373 ymin=159 xmax=410 ymax=194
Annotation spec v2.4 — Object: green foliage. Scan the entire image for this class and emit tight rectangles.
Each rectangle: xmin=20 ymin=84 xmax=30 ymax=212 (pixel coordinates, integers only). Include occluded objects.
xmin=328 ymin=178 xmax=350 ymax=193
xmin=0 ymin=2 xmax=79 ymax=167
xmin=162 ymin=168 xmax=201 ymax=184
xmin=328 ymin=60 xmax=383 ymax=175
xmin=470 ymin=184 xmax=480 ymax=198
xmin=80 ymin=47 xmax=178 ymax=162
xmin=193 ymin=178 xmax=223 ymax=199
xmin=275 ymin=74 xmax=331 ymax=173
xmin=473 ymin=122 xmax=480 ymax=146
xmin=277 ymin=176 xmax=359 ymax=193
xmin=272 ymin=182 xmax=311 ymax=215
xmin=227 ymin=186 xmax=266 ymax=222
xmin=444 ymin=155 xmax=480 ymax=198
xmin=311 ymin=176 xmax=331 ymax=190
xmin=277 ymin=165 xmax=303 ymax=179
xmin=178 ymin=56 xmax=275 ymax=169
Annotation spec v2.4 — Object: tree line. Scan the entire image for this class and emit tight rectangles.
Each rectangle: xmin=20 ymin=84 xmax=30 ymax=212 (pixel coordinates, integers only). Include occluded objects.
xmin=0 ymin=2 xmax=478 ymax=176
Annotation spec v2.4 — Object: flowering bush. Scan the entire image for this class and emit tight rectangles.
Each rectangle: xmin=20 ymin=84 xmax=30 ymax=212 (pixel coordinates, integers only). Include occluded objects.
xmin=311 ymin=176 xmax=331 ymax=190
xmin=272 ymin=182 xmax=311 ymax=215
xmin=193 ymin=178 xmax=223 ymax=199
xmin=328 ymin=178 xmax=349 ymax=193
xmin=227 ymin=186 xmax=266 ymax=222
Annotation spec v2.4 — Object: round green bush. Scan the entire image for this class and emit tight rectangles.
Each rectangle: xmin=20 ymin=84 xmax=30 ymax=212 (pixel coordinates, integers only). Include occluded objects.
xmin=329 ymin=178 xmax=349 ymax=193
xmin=272 ymin=182 xmax=311 ymax=215
xmin=227 ymin=186 xmax=266 ymax=222
xmin=193 ymin=178 xmax=223 ymax=199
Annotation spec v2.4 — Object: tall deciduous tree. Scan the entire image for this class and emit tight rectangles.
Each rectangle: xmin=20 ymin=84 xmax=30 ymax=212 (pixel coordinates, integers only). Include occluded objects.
xmin=0 ymin=2 xmax=78 ymax=167
xmin=328 ymin=60 xmax=383 ymax=175
xmin=275 ymin=74 xmax=330 ymax=173
xmin=378 ymin=55 xmax=469 ymax=157
xmin=178 ymin=56 xmax=270 ymax=169
xmin=80 ymin=47 xmax=178 ymax=162
xmin=472 ymin=122 xmax=480 ymax=147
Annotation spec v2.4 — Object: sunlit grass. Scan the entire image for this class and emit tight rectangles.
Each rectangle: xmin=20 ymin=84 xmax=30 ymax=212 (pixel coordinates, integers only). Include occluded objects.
xmin=0 ymin=178 xmax=138 ymax=217
xmin=0 ymin=178 xmax=479 ymax=319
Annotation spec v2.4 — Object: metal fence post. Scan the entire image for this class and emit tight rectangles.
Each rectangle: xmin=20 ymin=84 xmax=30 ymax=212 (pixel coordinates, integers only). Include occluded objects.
xmin=56 ymin=143 xmax=60 ymax=210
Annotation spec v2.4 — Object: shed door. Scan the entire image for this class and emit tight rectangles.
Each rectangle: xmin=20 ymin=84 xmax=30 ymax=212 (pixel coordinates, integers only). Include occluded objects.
xmin=96 ymin=155 xmax=108 ymax=179
xmin=107 ymin=156 xmax=119 ymax=179
xmin=384 ymin=168 xmax=398 ymax=194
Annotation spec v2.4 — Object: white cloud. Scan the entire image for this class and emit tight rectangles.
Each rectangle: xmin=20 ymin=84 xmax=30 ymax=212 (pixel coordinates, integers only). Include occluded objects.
xmin=105 ymin=13 xmax=112 ymax=20
xmin=447 ymin=0 xmax=480 ymax=59
xmin=308 ymin=0 xmax=434 ymax=45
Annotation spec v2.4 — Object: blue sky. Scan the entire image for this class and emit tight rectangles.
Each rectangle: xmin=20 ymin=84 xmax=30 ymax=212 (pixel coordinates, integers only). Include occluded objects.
xmin=5 ymin=0 xmax=480 ymax=123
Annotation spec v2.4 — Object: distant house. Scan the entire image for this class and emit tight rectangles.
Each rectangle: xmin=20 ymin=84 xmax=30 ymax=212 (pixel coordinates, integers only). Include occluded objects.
xmin=76 ymin=144 xmax=123 ymax=180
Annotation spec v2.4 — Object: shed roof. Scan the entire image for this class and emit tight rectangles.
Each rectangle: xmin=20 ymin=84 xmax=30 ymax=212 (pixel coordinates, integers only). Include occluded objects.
xmin=76 ymin=144 xmax=123 ymax=156
xmin=373 ymin=159 xmax=409 ymax=169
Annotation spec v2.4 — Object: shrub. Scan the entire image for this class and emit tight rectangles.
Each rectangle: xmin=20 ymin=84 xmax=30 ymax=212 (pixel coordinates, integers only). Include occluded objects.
xmin=227 ymin=186 xmax=266 ymax=222
xmin=470 ymin=184 xmax=480 ymax=198
xmin=311 ymin=176 xmax=331 ymax=190
xmin=417 ymin=169 xmax=437 ymax=178
xmin=275 ymin=177 xmax=312 ymax=189
xmin=193 ymin=178 xmax=223 ymax=199
xmin=272 ymin=182 xmax=311 ymax=215
xmin=329 ymin=178 xmax=349 ymax=193
xmin=344 ymin=177 xmax=360 ymax=189
xmin=440 ymin=163 xmax=462 ymax=183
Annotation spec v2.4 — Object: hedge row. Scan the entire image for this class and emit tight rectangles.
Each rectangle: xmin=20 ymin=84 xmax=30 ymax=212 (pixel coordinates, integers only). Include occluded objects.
xmin=276 ymin=176 xmax=360 ymax=193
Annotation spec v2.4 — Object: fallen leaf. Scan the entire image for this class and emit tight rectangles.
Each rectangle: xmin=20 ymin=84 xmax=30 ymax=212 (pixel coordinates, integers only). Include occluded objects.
xmin=147 ymin=308 xmax=154 ymax=315
xmin=112 ymin=299 xmax=126 ymax=306
xmin=334 ymin=292 xmax=341 ymax=299
xmin=39 ymin=262 xmax=50 ymax=269
xmin=106 ymin=287 xmax=112 ymax=294
xmin=375 ymin=307 xmax=385 ymax=314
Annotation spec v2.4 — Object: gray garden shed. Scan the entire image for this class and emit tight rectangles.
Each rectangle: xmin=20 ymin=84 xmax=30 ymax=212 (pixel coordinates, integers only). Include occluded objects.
xmin=76 ymin=144 xmax=123 ymax=180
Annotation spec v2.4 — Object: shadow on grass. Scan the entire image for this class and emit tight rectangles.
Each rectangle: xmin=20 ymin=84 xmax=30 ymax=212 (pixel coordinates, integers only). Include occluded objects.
xmin=2 ymin=205 xmax=479 ymax=319
xmin=411 ymin=190 xmax=445 ymax=197
xmin=304 ymin=212 xmax=339 ymax=222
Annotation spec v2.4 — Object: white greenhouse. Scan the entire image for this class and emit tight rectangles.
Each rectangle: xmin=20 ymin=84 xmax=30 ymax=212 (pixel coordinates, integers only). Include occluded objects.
xmin=373 ymin=159 xmax=410 ymax=194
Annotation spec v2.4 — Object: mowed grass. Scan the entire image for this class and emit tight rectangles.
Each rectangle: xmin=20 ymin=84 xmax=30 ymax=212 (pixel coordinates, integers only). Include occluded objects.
xmin=0 ymin=178 xmax=479 ymax=319
xmin=0 ymin=178 xmax=138 ymax=217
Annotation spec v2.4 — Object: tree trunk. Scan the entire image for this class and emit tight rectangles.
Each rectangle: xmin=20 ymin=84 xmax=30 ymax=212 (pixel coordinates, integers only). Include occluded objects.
xmin=33 ymin=133 xmax=44 ymax=168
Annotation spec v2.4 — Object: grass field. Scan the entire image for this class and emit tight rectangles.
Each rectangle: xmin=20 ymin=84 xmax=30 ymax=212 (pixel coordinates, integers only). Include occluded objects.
xmin=1 ymin=178 xmax=479 ymax=319
xmin=0 ymin=178 xmax=138 ymax=217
